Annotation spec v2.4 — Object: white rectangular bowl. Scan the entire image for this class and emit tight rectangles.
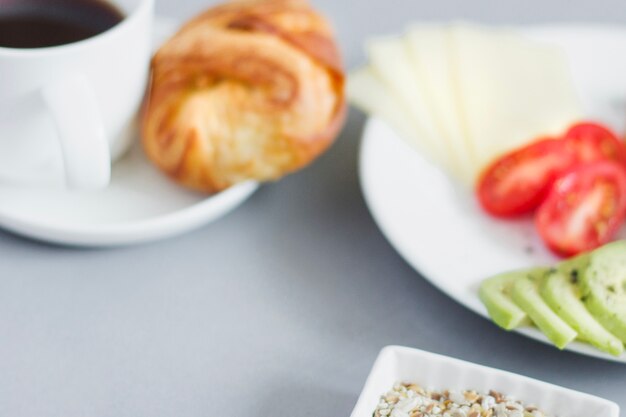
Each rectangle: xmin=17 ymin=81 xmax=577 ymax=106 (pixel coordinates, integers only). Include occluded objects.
xmin=351 ymin=346 xmax=619 ymax=417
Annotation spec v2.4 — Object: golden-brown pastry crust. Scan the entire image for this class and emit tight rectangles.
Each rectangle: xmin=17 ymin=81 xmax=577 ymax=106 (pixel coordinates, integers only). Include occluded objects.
xmin=142 ymin=0 xmax=346 ymax=192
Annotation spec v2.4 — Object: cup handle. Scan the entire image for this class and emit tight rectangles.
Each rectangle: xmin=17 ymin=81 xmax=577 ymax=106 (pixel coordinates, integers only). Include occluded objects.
xmin=41 ymin=74 xmax=111 ymax=189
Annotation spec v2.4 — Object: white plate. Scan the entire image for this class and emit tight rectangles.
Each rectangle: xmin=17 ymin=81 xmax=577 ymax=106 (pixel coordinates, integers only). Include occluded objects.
xmin=351 ymin=346 xmax=619 ymax=417
xmin=0 ymin=18 xmax=259 ymax=247
xmin=359 ymin=24 xmax=626 ymax=362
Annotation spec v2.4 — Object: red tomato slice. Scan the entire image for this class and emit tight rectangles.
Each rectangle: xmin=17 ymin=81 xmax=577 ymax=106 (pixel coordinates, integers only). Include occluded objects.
xmin=477 ymin=138 xmax=577 ymax=217
xmin=535 ymin=161 xmax=626 ymax=257
xmin=564 ymin=122 xmax=626 ymax=165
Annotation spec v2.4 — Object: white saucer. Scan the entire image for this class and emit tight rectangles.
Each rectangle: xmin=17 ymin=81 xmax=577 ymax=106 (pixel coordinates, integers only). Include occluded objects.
xmin=359 ymin=24 xmax=626 ymax=362
xmin=0 ymin=18 xmax=259 ymax=247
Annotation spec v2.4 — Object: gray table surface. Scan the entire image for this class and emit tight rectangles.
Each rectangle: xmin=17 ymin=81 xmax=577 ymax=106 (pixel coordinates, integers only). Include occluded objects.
xmin=1 ymin=1 xmax=626 ymax=415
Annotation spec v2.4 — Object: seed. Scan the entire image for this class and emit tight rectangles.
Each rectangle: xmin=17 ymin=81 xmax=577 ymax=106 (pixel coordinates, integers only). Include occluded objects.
xmin=464 ymin=391 xmax=480 ymax=403
xmin=451 ymin=410 xmax=466 ymax=417
xmin=481 ymin=396 xmax=495 ymax=410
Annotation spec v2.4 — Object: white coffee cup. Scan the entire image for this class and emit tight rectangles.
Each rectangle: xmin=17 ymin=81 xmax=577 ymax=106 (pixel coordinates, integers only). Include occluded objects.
xmin=0 ymin=0 xmax=154 ymax=189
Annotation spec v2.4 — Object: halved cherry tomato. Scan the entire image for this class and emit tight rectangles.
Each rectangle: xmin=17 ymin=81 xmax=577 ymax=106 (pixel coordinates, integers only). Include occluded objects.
xmin=535 ymin=161 xmax=626 ymax=257
xmin=564 ymin=122 xmax=626 ymax=166
xmin=477 ymin=138 xmax=577 ymax=217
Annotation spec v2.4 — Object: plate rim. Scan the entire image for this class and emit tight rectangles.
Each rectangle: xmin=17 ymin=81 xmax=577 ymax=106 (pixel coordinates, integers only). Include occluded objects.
xmin=0 ymin=180 xmax=259 ymax=247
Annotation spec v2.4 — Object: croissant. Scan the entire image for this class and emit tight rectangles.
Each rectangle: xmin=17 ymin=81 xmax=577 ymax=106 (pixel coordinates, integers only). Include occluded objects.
xmin=141 ymin=0 xmax=346 ymax=192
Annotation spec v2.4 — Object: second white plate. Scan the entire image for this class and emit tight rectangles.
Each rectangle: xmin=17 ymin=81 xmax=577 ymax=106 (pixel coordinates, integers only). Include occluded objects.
xmin=359 ymin=24 xmax=626 ymax=363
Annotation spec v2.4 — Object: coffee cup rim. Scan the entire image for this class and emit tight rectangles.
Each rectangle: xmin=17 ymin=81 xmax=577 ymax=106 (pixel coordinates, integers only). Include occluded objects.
xmin=0 ymin=0 xmax=154 ymax=56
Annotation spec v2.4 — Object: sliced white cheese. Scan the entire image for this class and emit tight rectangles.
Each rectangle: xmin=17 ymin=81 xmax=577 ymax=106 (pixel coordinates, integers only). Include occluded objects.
xmin=365 ymin=36 xmax=450 ymax=170
xmin=406 ymin=25 xmax=476 ymax=181
xmin=450 ymin=23 xmax=582 ymax=176
xmin=347 ymin=67 xmax=440 ymax=164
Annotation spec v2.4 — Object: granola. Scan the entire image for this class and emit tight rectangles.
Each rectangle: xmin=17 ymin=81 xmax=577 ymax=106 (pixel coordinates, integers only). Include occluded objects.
xmin=373 ymin=382 xmax=551 ymax=417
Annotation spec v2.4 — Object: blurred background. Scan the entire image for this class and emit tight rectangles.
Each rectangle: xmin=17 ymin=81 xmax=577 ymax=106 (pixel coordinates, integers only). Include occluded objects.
xmin=163 ymin=0 xmax=626 ymax=67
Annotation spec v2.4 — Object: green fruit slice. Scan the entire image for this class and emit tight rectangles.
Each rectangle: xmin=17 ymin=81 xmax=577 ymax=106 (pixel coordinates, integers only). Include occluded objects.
xmin=479 ymin=271 xmax=529 ymax=330
xmin=557 ymin=253 xmax=590 ymax=282
xmin=511 ymin=274 xmax=577 ymax=349
xmin=541 ymin=270 xmax=624 ymax=356
xmin=581 ymin=240 xmax=626 ymax=343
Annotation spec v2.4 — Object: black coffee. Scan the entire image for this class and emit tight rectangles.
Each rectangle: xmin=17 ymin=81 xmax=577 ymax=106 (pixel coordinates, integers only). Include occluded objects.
xmin=0 ymin=0 xmax=124 ymax=48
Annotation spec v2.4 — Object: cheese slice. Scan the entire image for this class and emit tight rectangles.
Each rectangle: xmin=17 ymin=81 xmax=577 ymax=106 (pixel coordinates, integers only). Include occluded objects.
xmin=366 ymin=36 xmax=450 ymax=169
xmin=406 ymin=25 xmax=476 ymax=181
xmin=450 ymin=23 xmax=582 ymax=176
xmin=347 ymin=67 xmax=440 ymax=163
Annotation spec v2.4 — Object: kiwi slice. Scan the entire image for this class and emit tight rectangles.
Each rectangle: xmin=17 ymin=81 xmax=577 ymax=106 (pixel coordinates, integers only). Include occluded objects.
xmin=541 ymin=269 xmax=623 ymax=356
xmin=511 ymin=272 xmax=577 ymax=349
xmin=479 ymin=270 xmax=530 ymax=330
xmin=580 ymin=240 xmax=626 ymax=343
